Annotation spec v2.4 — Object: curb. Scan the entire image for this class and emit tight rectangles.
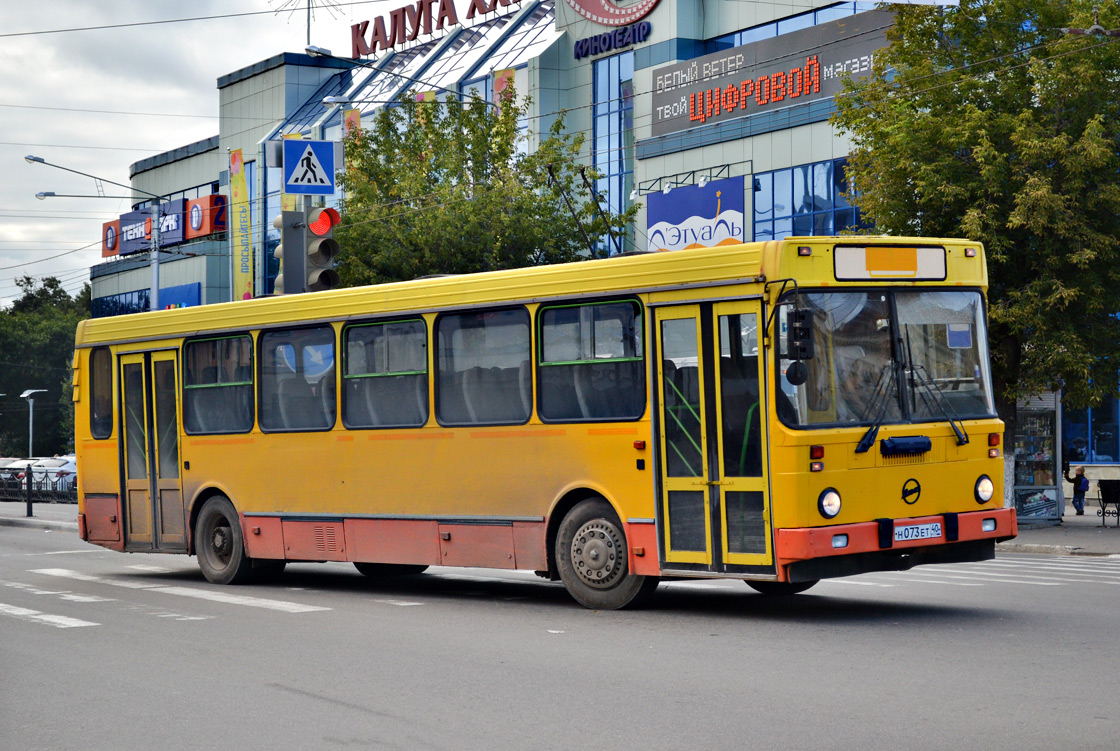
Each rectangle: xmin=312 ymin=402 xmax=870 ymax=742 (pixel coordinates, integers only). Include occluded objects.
xmin=0 ymin=517 xmax=78 ymax=532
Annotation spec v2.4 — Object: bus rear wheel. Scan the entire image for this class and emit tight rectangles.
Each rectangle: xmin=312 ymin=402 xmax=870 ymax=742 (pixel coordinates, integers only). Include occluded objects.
xmin=195 ymin=495 xmax=253 ymax=585
xmin=746 ymin=580 xmax=818 ymax=596
xmin=354 ymin=563 xmax=429 ymax=577
xmin=556 ymin=499 xmax=658 ymax=610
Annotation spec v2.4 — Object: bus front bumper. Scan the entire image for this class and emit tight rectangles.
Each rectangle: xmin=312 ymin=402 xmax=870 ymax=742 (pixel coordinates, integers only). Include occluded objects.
xmin=774 ymin=508 xmax=1017 ymax=583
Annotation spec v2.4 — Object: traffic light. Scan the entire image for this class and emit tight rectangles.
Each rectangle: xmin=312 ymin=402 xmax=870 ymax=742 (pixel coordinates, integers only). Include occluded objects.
xmin=271 ymin=206 xmax=341 ymax=294
xmin=304 ymin=206 xmax=341 ymax=292
xmin=272 ymin=210 xmax=304 ymax=295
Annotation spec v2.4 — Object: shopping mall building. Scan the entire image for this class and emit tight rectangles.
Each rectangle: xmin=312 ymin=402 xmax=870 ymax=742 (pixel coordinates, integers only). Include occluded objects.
xmin=90 ymin=0 xmax=1108 ymax=517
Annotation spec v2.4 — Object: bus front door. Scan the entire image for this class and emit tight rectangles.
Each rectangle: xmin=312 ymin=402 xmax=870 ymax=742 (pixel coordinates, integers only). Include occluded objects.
xmin=119 ymin=352 xmax=187 ymax=552
xmin=656 ymin=302 xmax=773 ymax=575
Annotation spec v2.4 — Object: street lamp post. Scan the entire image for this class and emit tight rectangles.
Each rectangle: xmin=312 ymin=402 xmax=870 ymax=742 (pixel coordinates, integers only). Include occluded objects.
xmin=26 ymin=155 xmax=164 ymax=311
xmin=20 ymin=389 xmax=46 ymax=459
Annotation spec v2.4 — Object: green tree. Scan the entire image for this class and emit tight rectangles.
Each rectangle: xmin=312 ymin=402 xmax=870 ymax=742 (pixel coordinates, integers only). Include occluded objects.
xmin=0 ymin=277 xmax=89 ymax=456
xmin=832 ymin=0 xmax=1120 ymax=431
xmin=335 ymin=90 xmax=637 ymax=285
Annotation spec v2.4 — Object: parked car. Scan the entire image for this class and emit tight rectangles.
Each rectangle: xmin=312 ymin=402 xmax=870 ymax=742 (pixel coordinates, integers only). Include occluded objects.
xmin=16 ymin=456 xmax=77 ymax=486
xmin=0 ymin=458 xmax=25 ymax=481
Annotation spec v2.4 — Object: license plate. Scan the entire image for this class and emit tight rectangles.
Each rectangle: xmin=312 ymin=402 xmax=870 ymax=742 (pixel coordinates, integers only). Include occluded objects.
xmin=894 ymin=522 xmax=942 ymax=542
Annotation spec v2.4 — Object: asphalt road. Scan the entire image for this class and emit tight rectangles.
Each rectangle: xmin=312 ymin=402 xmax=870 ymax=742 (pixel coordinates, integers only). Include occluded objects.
xmin=2 ymin=525 xmax=1118 ymax=751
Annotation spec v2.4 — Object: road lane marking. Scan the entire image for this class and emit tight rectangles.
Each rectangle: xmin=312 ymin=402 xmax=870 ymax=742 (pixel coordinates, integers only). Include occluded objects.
xmin=375 ymin=599 xmax=424 ymax=607
xmin=127 ymin=564 xmax=172 ymax=573
xmin=0 ymin=601 xmax=98 ymax=628
xmin=31 ymin=569 xmax=329 ymax=613
xmin=36 ymin=550 xmax=100 ymax=555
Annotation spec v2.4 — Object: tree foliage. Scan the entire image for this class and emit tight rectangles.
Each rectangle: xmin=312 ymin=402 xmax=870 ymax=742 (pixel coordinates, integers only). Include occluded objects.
xmin=334 ymin=90 xmax=637 ymax=285
xmin=832 ymin=0 xmax=1120 ymax=422
xmin=0 ymin=277 xmax=90 ymax=457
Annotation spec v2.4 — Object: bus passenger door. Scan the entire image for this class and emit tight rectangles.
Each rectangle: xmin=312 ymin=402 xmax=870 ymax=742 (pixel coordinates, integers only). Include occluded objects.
xmin=712 ymin=301 xmax=772 ymax=569
xmin=655 ymin=302 xmax=773 ymax=573
xmin=656 ymin=307 xmax=712 ymax=566
xmin=119 ymin=352 xmax=187 ymax=552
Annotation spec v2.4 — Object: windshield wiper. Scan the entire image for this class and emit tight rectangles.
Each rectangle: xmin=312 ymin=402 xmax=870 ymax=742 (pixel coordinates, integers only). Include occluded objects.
xmin=900 ymin=325 xmax=969 ymax=446
xmin=855 ymin=362 xmax=897 ymax=453
xmin=909 ymin=362 xmax=969 ymax=446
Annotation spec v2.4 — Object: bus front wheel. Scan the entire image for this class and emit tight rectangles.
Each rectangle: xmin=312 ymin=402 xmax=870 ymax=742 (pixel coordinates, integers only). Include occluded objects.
xmin=746 ymin=580 xmax=818 ymax=596
xmin=195 ymin=495 xmax=253 ymax=585
xmin=556 ymin=499 xmax=658 ymax=610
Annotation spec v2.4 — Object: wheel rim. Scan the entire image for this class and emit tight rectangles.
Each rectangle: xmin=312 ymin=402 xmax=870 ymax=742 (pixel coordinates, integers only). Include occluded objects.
xmin=207 ymin=519 xmax=232 ymax=567
xmin=570 ymin=518 xmax=625 ymax=589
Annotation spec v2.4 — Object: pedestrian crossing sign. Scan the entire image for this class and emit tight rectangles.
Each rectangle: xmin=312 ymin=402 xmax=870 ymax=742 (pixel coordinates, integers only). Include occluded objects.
xmin=283 ymin=139 xmax=336 ymax=195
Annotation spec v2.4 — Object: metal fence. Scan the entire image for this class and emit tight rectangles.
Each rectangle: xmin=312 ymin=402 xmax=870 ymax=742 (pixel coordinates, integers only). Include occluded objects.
xmin=0 ymin=476 xmax=78 ymax=504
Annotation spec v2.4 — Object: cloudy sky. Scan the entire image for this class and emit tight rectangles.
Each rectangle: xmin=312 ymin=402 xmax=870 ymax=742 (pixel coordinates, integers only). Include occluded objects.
xmin=0 ymin=0 xmax=389 ymax=308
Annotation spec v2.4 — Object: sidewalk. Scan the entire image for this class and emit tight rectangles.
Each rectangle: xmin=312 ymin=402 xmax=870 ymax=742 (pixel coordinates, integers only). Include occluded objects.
xmin=3 ymin=499 xmax=1120 ymax=556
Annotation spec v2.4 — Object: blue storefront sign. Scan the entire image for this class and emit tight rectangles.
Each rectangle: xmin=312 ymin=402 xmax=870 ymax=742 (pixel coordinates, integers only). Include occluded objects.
xmin=646 ymin=176 xmax=745 ymax=252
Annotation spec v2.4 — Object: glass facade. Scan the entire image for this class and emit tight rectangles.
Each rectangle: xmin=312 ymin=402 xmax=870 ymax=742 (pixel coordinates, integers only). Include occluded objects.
xmin=592 ymin=51 xmax=634 ymax=256
xmin=1063 ymin=397 xmax=1120 ymax=464
xmin=752 ymin=158 xmax=866 ymax=241
xmin=706 ymin=2 xmax=879 ymax=53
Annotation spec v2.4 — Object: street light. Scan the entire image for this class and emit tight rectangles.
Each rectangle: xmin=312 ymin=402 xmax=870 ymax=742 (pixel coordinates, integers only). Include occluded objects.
xmin=306 ymin=45 xmax=499 ymax=111
xmin=20 ymin=389 xmax=46 ymax=459
xmin=26 ymin=154 xmax=165 ymax=311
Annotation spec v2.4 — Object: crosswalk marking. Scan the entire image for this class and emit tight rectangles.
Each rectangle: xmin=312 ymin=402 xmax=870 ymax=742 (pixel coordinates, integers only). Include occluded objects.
xmin=0 ymin=601 xmax=98 ymax=628
xmin=31 ymin=569 xmax=329 ymax=614
xmin=851 ymin=556 xmax=1120 ymax=588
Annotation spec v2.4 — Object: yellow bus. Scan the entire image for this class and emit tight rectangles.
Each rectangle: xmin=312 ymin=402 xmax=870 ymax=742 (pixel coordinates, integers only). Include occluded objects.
xmin=72 ymin=236 xmax=1016 ymax=608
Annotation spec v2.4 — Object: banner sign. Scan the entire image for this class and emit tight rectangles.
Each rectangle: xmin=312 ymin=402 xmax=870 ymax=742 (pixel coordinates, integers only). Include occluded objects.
xmin=650 ymin=10 xmax=890 ymax=137
xmin=159 ymin=199 xmax=187 ymax=246
xmin=101 ymin=219 xmax=120 ymax=258
xmin=229 ymin=148 xmax=254 ymax=301
xmin=184 ymin=195 xmax=228 ymax=239
xmin=102 ymin=196 xmax=227 ymax=257
xmin=646 ymin=176 xmax=745 ymax=252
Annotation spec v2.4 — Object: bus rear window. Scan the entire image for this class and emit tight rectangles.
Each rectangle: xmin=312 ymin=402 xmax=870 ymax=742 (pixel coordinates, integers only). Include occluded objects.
xmin=90 ymin=347 xmax=112 ymax=439
xmin=183 ymin=336 xmax=254 ymax=434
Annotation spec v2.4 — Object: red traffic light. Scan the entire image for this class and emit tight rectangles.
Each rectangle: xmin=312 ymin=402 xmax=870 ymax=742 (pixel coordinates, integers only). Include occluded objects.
xmin=307 ymin=207 xmax=341 ymax=236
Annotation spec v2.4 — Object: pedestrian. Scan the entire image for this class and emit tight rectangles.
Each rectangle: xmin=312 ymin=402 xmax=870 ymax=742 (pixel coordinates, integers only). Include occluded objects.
xmin=1065 ymin=465 xmax=1089 ymax=516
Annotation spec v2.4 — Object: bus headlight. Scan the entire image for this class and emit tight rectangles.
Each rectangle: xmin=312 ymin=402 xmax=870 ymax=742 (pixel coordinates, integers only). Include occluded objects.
xmin=818 ymin=488 xmax=841 ymax=519
xmin=975 ymin=475 xmax=994 ymax=503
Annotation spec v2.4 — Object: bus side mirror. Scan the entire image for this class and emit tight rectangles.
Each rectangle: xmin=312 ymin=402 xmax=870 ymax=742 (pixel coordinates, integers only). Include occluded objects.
xmin=786 ymin=308 xmax=814 ymax=360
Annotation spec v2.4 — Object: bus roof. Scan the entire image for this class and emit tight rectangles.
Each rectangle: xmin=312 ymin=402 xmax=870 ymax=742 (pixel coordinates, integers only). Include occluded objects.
xmin=75 ymin=236 xmax=985 ymax=347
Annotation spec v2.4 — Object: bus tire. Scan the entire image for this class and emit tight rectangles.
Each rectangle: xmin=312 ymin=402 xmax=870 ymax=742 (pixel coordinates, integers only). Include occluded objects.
xmin=556 ymin=499 xmax=658 ymax=610
xmin=746 ymin=580 xmax=818 ymax=596
xmin=195 ymin=495 xmax=253 ymax=585
xmin=354 ymin=563 xmax=429 ymax=577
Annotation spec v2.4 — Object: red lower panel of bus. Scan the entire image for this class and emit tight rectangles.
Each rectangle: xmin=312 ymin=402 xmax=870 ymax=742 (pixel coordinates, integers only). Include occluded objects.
xmin=240 ymin=515 xmax=661 ymax=576
xmin=773 ymin=507 xmax=1018 ymax=572
xmin=241 ymin=515 xmax=551 ymax=571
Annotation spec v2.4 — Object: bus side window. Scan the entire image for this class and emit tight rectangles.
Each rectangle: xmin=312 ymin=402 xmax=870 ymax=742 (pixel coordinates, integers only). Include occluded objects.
xmin=342 ymin=320 xmax=428 ymax=429
xmin=89 ymin=347 xmax=113 ymax=439
xmin=183 ymin=335 xmax=254 ymax=434
xmin=437 ymin=309 xmax=530 ymax=426
xmin=259 ymin=326 xmax=335 ymax=432
xmin=538 ymin=300 xmax=645 ymax=422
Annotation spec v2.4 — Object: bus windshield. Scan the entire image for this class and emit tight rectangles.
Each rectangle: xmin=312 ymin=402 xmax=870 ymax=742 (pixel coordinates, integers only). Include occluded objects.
xmin=779 ymin=289 xmax=996 ymax=427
